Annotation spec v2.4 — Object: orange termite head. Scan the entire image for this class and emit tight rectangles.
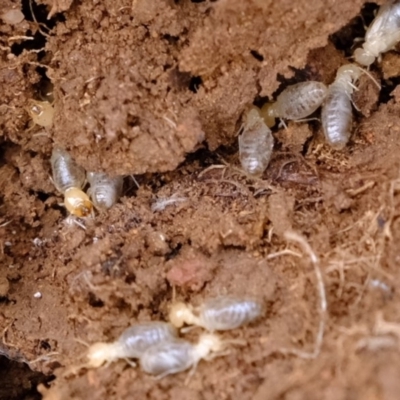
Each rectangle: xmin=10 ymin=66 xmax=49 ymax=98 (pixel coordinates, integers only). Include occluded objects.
xmin=27 ymin=100 xmax=55 ymax=128
xmin=64 ymin=187 xmax=94 ymax=217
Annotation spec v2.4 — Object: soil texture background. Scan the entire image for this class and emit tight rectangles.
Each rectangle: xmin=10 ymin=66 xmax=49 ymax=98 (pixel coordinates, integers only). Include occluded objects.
xmin=2 ymin=0 xmax=400 ymax=399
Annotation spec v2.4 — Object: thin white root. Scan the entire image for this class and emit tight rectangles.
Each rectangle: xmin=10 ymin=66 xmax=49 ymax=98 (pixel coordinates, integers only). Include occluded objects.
xmin=130 ymin=175 xmax=140 ymax=189
xmin=8 ymin=36 xmax=34 ymax=41
xmin=0 ymin=220 xmax=12 ymax=228
xmin=279 ymin=231 xmax=327 ymax=359
xmin=197 ymin=164 xmax=226 ymax=179
xmin=28 ymin=351 xmax=59 ymax=365
xmin=74 ymin=337 xmax=90 ymax=348
xmin=374 ymin=311 xmax=400 ymax=338
xmin=151 ymin=194 xmax=188 ymax=212
xmin=266 ymin=248 xmax=302 ymax=260
xmin=163 ymin=116 xmax=177 ymax=129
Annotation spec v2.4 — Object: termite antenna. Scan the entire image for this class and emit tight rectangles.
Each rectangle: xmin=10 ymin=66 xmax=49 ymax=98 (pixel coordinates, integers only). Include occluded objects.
xmin=280 ymin=230 xmax=327 ymax=359
xmin=348 ymin=81 xmax=359 ymax=92
xmin=74 ymin=337 xmax=90 ymax=348
xmin=359 ymin=66 xmax=381 ymax=90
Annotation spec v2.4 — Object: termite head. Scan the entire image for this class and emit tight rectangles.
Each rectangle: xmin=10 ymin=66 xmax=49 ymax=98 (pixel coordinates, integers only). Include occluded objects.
xmin=86 ymin=342 xmax=118 ymax=368
xmin=353 ymin=47 xmax=375 ymax=67
xmin=337 ymin=63 xmax=381 ymax=91
xmin=168 ymin=302 xmax=193 ymax=328
xmin=27 ymin=100 xmax=54 ymax=128
xmin=64 ymin=187 xmax=94 ymax=217
xmin=337 ymin=64 xmax=362 ymax=82
xmin=244 ymin=108 xmax=262 ymax=127
xmin=259 ymin=103 xmax=277 ymax=128
xmin=195 ymin=333 xmax=224 ymax=358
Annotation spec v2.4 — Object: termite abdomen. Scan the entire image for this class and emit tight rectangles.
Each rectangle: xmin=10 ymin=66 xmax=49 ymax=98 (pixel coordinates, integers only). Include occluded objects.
xmin=51 ymin=148 xmax=86 ymax=193
xmin=239 ymin=108 xmax=274 ymax=176
xmin=87 ymin=172 xmax=123 ymax=210
xmin=268 ymin=81 xmax=328 ymax=121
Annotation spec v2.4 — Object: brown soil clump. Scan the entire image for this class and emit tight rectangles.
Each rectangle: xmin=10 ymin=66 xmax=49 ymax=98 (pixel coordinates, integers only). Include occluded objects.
xmin=2 ymin=1 xmax=400 ymax=400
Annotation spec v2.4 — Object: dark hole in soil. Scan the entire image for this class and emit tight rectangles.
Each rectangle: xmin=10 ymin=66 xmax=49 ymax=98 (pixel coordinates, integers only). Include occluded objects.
xmin=250 ymin=49 xmax=264 ymax=62
xmin=379 ymin=76 xmax=400 ymax=104
xmin=166 ymin=242 xmax=182 ymax=260
xmin=0 ymin=355 xmax=53 ymax=400
xmin=163 ymin=34 xmax=180 ymax=44
xmin=329 ymin=2 xmax=379 ymax=56
xmin=88 ymin=292 xmax=105 ymax=308
xmin=39 ymin=340 xmax=51 ymax=351
xmin=182 ymin=147 xmax=222 ymax=169
xmin=125 ymin=273 xmax=136 ymax=284
xmin=253 ymin=95 xmax=270 ymax=109
xmin=189 ymin=76 xmax=203 ymax=93
xmin=274 ymin=65 xmax=318 ymax=97
xmin=126 ymin=115 xmax=140 ymax=128
xmin=34 ymin=191 xmax=50 ymax=203
xmin=21 ymin=0 xmax=64 ymax=26
xmin=302 ymin=133 xmax=316 ymax=156
xmin=33 ymin=69 xmax=54 ymax=101
xmin=10 ymin=30 xmax=46 ymax=56
xmin=11 ymin=0 xmax=64 ymax=56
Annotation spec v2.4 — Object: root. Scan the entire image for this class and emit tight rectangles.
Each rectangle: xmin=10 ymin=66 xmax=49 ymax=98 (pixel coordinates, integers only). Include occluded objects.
xmin=8 ymin=36 xmax=34 ymax=42
xmin=2 ymin=324 xmax=18 ymax=349
xmin=345 ymin=180 xmax=375 ymax=197
xmin=198 ymin=164 xmax=226 ymax=179
xmin=28 ymin=351 xmax=59 ymax=366
xmin=266 ymin=248 xmax=302 ymax=260
xmin=29 ymin=0 xmax=51 ymax=38
xmin=204 ymin=179 xmax=250 ymax=196
xmin=151 ymin=194 xmax=188 ymax=212
xmin=277 ymin=231 xmax=326 ymax=359
xmin=352 ymin=312 xmax=400 ymax=352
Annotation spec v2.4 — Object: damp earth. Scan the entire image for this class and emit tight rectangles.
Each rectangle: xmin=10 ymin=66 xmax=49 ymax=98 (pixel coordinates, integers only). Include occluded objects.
xmin=2 ymin=0 xmax=400 ymax=399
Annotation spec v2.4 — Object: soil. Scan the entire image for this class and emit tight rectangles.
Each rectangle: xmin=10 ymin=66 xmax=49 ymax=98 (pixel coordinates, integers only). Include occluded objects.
xmin=2 ymin=0 xmax=400 ymax=399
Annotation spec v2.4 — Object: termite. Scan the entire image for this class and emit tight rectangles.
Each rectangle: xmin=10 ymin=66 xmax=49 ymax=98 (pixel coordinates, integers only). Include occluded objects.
xmin=238 ymin=108 xmax=274 ymax=176
xmin=169 ymin=296 xmax=264 ymax=331
xmin=87 ymin=172 xmax=124 ymax=210
xmin=27 ymin=100 xmax=54 ymax=128
xmin=321 ymin=64 xmax=380 ymax=149
xmin=82 ymin=322 xmax=178 ymax=369
xmin=140 ymin=333 xmax=226 ymax=379
xmin=50 ymin=147 xmax=93 ymax=217
xmin=354 ymin=0 xmax=400 ymax=67
xmin=262 ymin=81 xmax=328 ymax=127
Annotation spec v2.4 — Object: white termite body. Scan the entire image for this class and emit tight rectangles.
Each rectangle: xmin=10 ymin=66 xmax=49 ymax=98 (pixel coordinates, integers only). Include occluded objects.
xmin=238 ymin=108 xmax=274 ymax=176
xmin=354 ymin=0 xmax=400 ymax=66
xmin=85 ymin=321 xmax=178 ymax=368
xmin=87 ymin=172 xmax=123 ymax=210
xmin=51 ymin=148 xmax=93 ymax=217
xmin=266 ymin=81 xmax=328 ymax=123
xmin=321 ymin=64 xmax=362 ymax=149
xmin=140 ymin=333 xmax=224 ymax=378
xmin=51 ymin=147 xmax=86 ymax=193
xmin=169 ymin=296 xmax=264 ymax=331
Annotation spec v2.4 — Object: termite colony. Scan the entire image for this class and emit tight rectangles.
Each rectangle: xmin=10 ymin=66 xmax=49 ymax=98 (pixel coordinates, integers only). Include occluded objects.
xmin=71 ymin=296 xmax=264 ymax=379
xmin=239 ymin=0 xmax=399 ymax=175
xmin=18 ymin=0 xmax=400 ymax=385
xmin=50 ymin=147 xmax=123 ymax=217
